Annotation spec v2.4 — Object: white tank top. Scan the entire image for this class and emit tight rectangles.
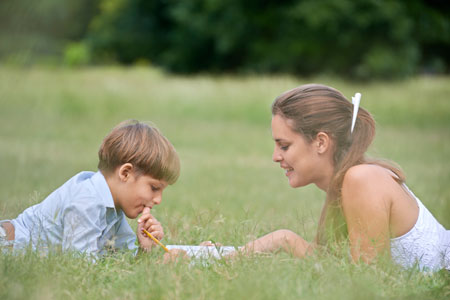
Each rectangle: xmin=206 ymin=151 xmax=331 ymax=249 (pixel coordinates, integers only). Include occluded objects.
xmin=390 ymin=185 xmax=450 ymax=271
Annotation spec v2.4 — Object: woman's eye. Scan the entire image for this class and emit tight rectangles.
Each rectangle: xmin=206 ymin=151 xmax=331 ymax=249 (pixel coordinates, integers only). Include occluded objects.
xmin=280 ymin=145 xmax=289 ymax=151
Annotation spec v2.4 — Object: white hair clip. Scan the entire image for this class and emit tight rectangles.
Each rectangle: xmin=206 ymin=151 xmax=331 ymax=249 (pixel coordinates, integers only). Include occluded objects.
xmin=351 ymin=93 xmax=361 ymax=133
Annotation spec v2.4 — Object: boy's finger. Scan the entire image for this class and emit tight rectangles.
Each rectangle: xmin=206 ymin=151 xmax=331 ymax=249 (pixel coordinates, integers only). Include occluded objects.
xmin=149 ymin=230 xmax=164 ymax=240
xmin=137 ymin=226 xmax=146 ymax=238
xmin=144 ymin=218 xmax=160 ymax=228
xmin=149 ymin=224 xmax=162 ymax=232
xmin=138 ymin=212 xmax=154 ymax=223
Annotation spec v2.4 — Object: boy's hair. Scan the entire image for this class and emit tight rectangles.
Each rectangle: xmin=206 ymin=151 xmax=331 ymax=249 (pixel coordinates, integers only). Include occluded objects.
xmin=98 ymin=120 xmax=180 ymax=184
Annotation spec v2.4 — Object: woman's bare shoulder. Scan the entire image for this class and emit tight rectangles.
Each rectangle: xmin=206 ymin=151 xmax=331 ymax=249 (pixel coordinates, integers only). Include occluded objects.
xmin=343 ymin=164 xmax=396 ymax=186
xmin=341 ymin=164 xmax=418 ymax=239
xmin=342 ymin=164 xmax=397 ymax=207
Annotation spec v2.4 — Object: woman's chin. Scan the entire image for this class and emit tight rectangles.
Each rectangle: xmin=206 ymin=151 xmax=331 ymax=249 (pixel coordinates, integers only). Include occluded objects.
xmin=288 ymin=178 xmax=305 ymax=188
xmin=288 ymin=179 xmax=298 ymax=188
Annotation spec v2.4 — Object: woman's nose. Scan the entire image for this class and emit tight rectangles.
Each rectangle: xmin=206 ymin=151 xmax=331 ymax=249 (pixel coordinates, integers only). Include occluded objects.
xmin=272 ymin=148 xmax=282 ymax=162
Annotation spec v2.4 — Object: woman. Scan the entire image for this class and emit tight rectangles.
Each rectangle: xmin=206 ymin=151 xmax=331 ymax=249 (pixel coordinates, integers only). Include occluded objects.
xmin=240 ymin=84 xmax=449 ymax=271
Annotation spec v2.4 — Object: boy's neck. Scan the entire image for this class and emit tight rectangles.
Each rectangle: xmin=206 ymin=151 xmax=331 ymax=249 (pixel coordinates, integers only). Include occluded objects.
xmin=102 ymin=170 xmax=121 ymax=210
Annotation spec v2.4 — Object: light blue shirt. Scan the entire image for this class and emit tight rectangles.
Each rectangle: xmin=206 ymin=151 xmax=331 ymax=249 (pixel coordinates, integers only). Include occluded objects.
xmin=10 ymin=171 xmax=137 ymax=255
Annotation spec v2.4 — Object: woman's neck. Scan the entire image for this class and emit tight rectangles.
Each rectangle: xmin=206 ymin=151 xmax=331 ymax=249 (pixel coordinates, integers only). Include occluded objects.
xmin=315 ymin=163 xmax=334 ymax=192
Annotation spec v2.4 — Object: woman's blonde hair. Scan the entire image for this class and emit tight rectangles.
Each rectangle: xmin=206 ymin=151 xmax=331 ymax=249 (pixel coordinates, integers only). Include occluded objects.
xmin=98 ymin=120 xmax=180 ymax=184
xmin=271 ymin=84 xmax=404 ymax=245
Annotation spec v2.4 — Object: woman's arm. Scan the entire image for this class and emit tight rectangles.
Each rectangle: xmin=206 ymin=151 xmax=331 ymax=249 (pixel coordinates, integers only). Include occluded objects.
xmin=341 ymin=165 xmax=393 ymax=263
xmin=240 ymin=229 xmax=313 ymax=258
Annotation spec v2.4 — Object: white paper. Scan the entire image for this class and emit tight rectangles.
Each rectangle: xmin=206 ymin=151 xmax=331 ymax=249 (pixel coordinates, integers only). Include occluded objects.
xmin=166 ymin=245 xmax=238 ymax=259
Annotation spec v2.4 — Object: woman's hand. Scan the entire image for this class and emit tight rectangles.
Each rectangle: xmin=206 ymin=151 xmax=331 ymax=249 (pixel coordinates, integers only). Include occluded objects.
xmin=137 ymin=207 xmax=164 ymax=251
xmin=199 ymin=240 xmax=223 ymax=247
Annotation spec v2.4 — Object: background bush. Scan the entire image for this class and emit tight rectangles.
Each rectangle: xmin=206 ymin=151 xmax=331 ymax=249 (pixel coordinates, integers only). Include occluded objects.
xmin=1 ymin=0 xmax=449 ymax=78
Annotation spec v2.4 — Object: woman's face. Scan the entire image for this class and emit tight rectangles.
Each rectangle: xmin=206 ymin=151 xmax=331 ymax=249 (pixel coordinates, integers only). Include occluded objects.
xmin=271 ymin=114 xmax=326 ymax=188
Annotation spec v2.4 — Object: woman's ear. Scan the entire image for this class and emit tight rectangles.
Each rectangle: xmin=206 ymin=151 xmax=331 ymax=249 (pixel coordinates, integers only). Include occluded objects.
xmin=315 ymin=132 xmax=331 ymax=154
xmin=118 ymin=163 xmax=134 ymax=182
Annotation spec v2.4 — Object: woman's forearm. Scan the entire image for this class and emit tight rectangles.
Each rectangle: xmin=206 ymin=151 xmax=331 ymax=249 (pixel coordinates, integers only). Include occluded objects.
xmin=241 ymin=229 xmax=312 ymax=258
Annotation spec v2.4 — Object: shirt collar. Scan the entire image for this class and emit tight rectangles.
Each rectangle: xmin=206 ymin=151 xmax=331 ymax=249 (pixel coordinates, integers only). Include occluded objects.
xmin=91 ymin=171 xmax=116 ymax=209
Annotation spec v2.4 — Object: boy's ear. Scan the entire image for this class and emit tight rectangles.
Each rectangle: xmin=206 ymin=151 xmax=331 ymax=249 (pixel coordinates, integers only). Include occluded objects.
xmin=315 ymin=132 xmax=331 ymax=154
xmin=118 ymin=163 xmax=134 ymax=182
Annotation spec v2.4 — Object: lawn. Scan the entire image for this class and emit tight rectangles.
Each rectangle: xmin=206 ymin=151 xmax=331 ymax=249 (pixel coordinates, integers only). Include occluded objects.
xmin=0 ymin=67 xmax=449 ymax=299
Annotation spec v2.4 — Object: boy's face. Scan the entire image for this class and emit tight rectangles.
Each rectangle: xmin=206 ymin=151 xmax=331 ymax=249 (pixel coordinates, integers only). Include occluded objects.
xmin=113 ymin=165 xmax=168 ymax=219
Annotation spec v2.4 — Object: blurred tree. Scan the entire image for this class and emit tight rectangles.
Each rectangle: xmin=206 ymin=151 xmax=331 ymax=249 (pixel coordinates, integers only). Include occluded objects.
xmin=87 ymin=0 xmax=449 ymax=78
xmin=0 ymin=0 xmax=99 ymax=63
xmin=87 ymin=0 xmax=174 ymax=64
xmin=406 ymin=0 xmax=450 ymax=74
xmin=1 ymin=0 xmax=447 ymax=77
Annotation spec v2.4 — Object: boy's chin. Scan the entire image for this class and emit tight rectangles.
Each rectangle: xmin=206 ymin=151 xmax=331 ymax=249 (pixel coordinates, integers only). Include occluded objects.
xmin=124 ymin=210 xmax=139 ymax=219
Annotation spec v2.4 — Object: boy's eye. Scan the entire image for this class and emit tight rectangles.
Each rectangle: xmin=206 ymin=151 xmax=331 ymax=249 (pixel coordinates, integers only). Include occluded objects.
xmin=151 ymin=185 xmax=160 ymax=192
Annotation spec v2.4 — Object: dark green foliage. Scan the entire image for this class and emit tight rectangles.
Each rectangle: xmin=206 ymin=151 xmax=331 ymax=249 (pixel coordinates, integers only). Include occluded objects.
xmin=87 ymin=0 xmax=174 ymax=64
xmin=86 ymin=0 xmax=449 ymax=78
xmin=0 ymin=0 xmax=448 ymax=78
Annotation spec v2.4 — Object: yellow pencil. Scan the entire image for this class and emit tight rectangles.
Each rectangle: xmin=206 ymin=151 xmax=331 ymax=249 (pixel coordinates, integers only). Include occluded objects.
xmin=142 ymin=229 xmax=170 ymax=252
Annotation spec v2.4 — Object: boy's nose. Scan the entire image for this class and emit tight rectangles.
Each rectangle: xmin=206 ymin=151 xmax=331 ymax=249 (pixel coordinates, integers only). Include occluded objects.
xmin=152 ymin=193 xmax=162 ymax=205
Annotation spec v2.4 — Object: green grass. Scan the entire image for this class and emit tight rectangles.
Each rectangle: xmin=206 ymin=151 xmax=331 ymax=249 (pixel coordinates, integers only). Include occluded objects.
xmin=0 ymin=66 xmax=449 ymax=299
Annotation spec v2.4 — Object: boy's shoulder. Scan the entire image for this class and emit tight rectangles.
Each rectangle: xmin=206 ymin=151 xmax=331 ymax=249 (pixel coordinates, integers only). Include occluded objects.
xmin=46 ymin=171 xmax=112 ymax=210
xmin=67 ymin=171 xmax=114 ymax=206
xmin=62 ymin=171 xmax=96 ymax=198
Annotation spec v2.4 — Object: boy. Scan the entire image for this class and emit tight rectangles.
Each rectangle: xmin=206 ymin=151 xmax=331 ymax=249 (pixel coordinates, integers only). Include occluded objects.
xmin=0 ymin=120 xmax=180 ymax=256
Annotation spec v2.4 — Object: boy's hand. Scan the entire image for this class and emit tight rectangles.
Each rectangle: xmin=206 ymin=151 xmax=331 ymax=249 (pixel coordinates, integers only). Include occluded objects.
xmin=163 ymin=249 xmax=189 ymax=263
xmin=137 ymin=207 xmax=164 ymax=251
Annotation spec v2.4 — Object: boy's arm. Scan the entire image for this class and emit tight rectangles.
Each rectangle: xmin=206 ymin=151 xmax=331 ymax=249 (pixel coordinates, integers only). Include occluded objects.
xmin=62 ymin=202 xmax=105 ymax=254
xmin=114 ymin=215 xmax=137 ymax=251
